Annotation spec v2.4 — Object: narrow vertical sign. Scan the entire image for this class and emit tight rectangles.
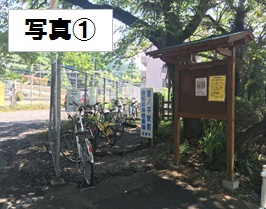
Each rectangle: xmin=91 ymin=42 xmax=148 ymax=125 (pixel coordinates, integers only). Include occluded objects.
xmin=140 ymin=88 xmax=153 ymax=138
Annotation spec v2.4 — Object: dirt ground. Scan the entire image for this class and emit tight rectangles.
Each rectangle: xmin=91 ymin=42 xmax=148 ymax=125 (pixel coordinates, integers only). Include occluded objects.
xmin=0 ymin=110 xmax=261 ymax=209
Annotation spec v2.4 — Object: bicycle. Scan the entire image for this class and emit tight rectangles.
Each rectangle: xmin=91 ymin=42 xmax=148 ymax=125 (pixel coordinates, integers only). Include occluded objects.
xmin=108 ymin=98 xmax=125 ymax=137
xmin=125 ymin=97 xmax=140 ymax=122
xmin=60 ymin=101 xmax=94 ymax=187
xmin=85 ymin=102 xmax=117 ymax=148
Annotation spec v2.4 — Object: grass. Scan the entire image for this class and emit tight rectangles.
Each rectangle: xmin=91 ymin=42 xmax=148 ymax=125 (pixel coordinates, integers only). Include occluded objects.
xmin=0 ymin=103 xmax=50 ymax=112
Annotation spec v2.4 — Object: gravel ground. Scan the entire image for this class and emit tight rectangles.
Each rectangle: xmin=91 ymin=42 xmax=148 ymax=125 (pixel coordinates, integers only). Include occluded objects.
xmin=0 ymin=109 xmax=165 ymax=208
xmin=0 ymin=109 xmax=261 ymax=208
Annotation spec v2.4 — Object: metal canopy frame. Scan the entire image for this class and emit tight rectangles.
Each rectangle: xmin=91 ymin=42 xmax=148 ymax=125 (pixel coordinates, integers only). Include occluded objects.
xmin=146 ymin=30 xmax=254 ymax=183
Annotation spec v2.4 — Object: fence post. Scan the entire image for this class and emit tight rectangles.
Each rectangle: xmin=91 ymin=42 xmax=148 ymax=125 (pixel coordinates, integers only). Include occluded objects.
xmin=46 ymin=86 xmax=48 ymax=106
xmin=116 ymin=81 xmax=118 ymax=99
xmin=30 ymin=65 xmax=34 ymax=105
xmin=10 ymin=83 xmax=15 ymax=107
xmin=260 ymin=165 xmax=266 ymax=209
xmin=103 ymin=78 xmax=106 ymax=104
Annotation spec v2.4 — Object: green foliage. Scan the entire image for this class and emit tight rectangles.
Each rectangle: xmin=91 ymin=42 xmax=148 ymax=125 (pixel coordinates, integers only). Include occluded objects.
xmin=180 ymin=140 xmax=189 ymax=154
xmin=199 ymin=120 xmax=226 ymax=161
xmin=60 ymin=120 xmax=75 ymax=133
xmin=62 ymin=52 xmax=94 ymax=73
xmin=161 ymin=87 xmax=169 ymax=99
xmin=235 ymin=137 xmax=266 ymax=193
xmin=157 ymin=121 xmax=174 ymax=140
xmin=16 ymin=92 xmax=23 ymax=101
xmin=238 ymin=41 xmax=266 ymax=103
xmin=0 ymin=103 xmax=49 ymax=112
xmin=235 ymin=97 xmax=264 ymax=134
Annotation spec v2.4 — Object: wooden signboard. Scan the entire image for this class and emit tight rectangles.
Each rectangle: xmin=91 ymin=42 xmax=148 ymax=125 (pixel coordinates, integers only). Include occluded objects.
xmin=146 ymin=31 xmax=254 ymax=186
xmin=178 ymin=61 xmax=228 ymax=120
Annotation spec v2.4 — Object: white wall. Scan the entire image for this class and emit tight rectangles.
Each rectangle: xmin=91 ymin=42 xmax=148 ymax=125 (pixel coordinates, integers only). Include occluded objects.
xmin=141 ymin=46 xmax=166 ymax=92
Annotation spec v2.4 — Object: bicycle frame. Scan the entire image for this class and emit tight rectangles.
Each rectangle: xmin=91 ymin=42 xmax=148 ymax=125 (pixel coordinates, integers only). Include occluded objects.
xmin=61 ymin=101 xmax=95 ymax=188
xmin=76 ymin=114 xmax=94 ymax=163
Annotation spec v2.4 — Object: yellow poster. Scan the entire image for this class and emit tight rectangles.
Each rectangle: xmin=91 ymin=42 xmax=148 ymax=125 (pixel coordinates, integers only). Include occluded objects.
xmin=208 ymin=75 xmax=226 ymax=102
xmin=0 ymin=83 xmax=5 ymax=106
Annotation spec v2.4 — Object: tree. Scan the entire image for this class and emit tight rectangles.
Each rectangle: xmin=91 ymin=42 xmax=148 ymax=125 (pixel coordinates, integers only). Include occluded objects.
xmin=3 ymin=0 xmax=266 ymax=136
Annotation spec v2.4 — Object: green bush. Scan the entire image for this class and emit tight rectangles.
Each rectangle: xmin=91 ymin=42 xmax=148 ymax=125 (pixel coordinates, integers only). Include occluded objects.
xmin=0 ymin=103 xmax=48 ymax=112
xmin=16 ymin=92 xmax=23 ymax=101
xmin=199 ymin=120 xmax=226 ymax=161
xmin=157 ymin=121 xmax=174 ymax=140
xmin=235 ymin=97 xmax=263 ymax=134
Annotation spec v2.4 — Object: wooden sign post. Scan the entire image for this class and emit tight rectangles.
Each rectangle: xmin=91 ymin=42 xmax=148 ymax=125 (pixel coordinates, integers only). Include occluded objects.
xmin=146 ymin=31 xmax=254 ymax=190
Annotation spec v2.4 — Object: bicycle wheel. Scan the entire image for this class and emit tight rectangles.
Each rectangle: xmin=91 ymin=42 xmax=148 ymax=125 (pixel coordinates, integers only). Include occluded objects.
xmin=105 ymin=125 xmax=117 ymax=146
xmin=81 ymin=138 xmax=94 ymax=186
xmin=135 ymin=106 xmax=140 ymax=120
xmin=132 ymin=106 xmax=138 ymax=121
xmin=110 ymin=115 xmax=124 ymax=137
xmin=85 ymin=121 xmax=98 ymax=154
xmin=60 ymin=132 xmax=80 ymax=163
xmin=115 ymin=117 xmax=124 ymax=137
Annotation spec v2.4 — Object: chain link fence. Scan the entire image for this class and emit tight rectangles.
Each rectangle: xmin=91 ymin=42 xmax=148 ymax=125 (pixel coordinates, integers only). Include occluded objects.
xmin=62 ymin=66 xmax=141 ymax=106
xmin=48 ymin=65 xmax=142 ymax=178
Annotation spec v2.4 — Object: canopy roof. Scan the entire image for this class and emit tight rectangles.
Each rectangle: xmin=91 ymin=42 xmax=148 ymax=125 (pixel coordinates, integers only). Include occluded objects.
xmin=146 ymin=30 xmax=254 ymax=63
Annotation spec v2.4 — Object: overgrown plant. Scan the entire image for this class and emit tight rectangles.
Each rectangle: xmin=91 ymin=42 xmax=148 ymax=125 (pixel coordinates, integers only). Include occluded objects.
xmin=156 ymin=121 xmax=174 ymax=140
xmin=235 ymin=97 xmax=264 ymax=134
xmin=199 ymin=120 xmax=226 ymax=162
xmin=16 ymin=92 xmax=23 ymax=101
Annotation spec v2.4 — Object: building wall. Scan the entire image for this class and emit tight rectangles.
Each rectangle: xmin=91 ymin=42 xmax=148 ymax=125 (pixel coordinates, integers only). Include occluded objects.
xmin=141 ymin=46 xmax=166 ymax=92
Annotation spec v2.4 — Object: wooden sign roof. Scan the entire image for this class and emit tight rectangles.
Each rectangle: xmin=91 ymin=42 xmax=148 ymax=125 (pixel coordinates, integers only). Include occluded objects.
xmin=146 ymin=30 xmax=254 ymax=64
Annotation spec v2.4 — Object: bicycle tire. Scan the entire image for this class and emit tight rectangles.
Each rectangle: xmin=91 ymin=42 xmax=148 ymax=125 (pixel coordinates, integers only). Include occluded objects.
xmin=60 ymin=132 xmax=80 ymax=163
xmin=132 ymin=106 xmax=138 ymax=121
xmin=82 ymin=138 xmax=94 ymax=186
xmin=85 ymin=121 xmax=98 ymax=154
xmin=115 ymin=117 xmax=124 ymax=137
xmin=105 ymin=125 xmax=117 ymax=146
xmin=135 ymin=106 xmax=140 ymax=120
xmin=110 ymin=115 xmax=124 ymax=137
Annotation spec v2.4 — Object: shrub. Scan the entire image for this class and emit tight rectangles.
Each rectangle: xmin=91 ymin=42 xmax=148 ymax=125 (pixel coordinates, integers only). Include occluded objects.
xmin=235 ymin=97 xmax=263 ymax=134
xmin=16 ymin=92 xmax=23 ymax=101
xmin=199 ymin=120 xmax=226 ymax=161
xmin=157 ymin=121 xmax=174 ymax=140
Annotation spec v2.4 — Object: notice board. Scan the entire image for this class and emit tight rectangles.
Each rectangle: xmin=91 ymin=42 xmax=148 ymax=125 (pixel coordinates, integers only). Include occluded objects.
xmin=178 ymin=62 xmax=228 ymax=120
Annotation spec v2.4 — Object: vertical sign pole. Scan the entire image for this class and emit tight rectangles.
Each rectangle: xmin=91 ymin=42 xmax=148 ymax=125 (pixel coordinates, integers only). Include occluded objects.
xmin=55 ymin=56 xmax=61 ymax=179
xmin=173 ymin=66 xmax=180 ymax=165
xmin=226 ymin=47 xmax=236 ymax=182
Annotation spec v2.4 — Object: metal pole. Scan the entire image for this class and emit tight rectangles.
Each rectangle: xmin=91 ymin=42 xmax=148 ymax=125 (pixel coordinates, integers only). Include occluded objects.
xmin=46 ymin=86 xmax=48 ymax=106
xmin=30 ymin=64 xmax=33 ymax=105
xmin=103 ymin=78 xmax=106 ymax=105
xmin=75 ymin=72 xmax=77 ymax=90
xmin=39 ymin=63 xmax=41 ymax=98
xmin=48 ymin=62 xmax=56 ymax=176
xmin=84 ymin=73 xmax=88 ymax=106
xmin=260 ymin=165 xmax=266 ymax=209
xmin=55 ymin=55 xmax=61 ymax=179
xmin=116 ymin=81 xmax=118 ymax=99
